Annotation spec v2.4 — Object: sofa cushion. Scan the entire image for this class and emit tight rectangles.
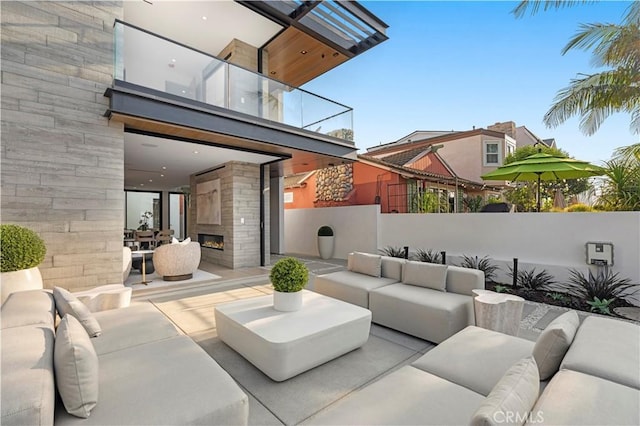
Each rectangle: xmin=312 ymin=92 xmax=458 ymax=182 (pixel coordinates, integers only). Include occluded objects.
xmin=348 ymin=252 xmax=382 ymax=277
xmin=412 ymin=326 xmax=534 ymax=396
xmin=1 ymin=289 xmax=55 ymax=330
xmin=55 ymin=335 xmax=249 ymax=426
xmin=91 ymin=303 xmax=180 ymax=356
xmin=532 ymin=310 xmax=579 ymax=380
xmin=314 ymin=270 xmax=398 ymax=308
xmin=528 ymin=369 xmax=640 ymax=425
xmin=53 ymin=287 xmax=102 ymax=337
xmin=560 ymin=315 xmax=640 ymax=389
xmin=304 ymin=366 xmax=485 ymax=425
xmin=369 ymin=283 xmax=474 ymax=344
xmin=470 ymin=357 xmax=539 ymax=426
xmin=54 ymin=315 xmax=99 ymax=419
xmin=1 ymin=325 xmax=56 ymax=426
xmin=380 ymin=256 xmax=404 ymax=281
xmin=402 ymin=261 xmax=447 ymax=291
xmin=446 ymin=265 xmax=485 ymax=296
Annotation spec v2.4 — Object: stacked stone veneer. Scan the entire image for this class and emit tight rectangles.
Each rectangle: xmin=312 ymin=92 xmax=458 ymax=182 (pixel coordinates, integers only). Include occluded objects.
xmin=314 ymin=164 xmax=354 ymax=207
xmin=1 ymin=2 xmax=125 ymax=291
xmin=191 ymin=162 xmax=263 ymax=269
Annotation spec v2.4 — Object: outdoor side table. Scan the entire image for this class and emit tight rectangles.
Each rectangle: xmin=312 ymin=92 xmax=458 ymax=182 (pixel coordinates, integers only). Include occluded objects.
xmin=214 ymin=290 xmax=371 ymax=381
xmin=472 ymin=289 xmax=524 ymax=336
xmin=131 ymin=249 xmax=154 ymax=285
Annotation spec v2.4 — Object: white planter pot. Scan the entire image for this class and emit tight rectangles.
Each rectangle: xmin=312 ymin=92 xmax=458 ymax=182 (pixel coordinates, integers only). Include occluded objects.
xmin=317 ymin=236 xmax=334 ymax=260
xmin=273 ymin=290 xmax=303 ymax=312
xmin=1 ymin=267 xmax=43 ymax=305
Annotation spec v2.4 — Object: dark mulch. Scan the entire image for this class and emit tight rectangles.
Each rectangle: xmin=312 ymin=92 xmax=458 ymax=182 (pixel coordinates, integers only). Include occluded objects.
xmin=487 ymin=283 xmax=635 ymax=318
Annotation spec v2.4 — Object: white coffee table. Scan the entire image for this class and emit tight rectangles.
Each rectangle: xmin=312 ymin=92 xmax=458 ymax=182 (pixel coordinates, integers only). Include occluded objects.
xmin=472 ymin=289 xmax=525 ymax=336
xmin=214 ymin=290 xmax=371 ymax=381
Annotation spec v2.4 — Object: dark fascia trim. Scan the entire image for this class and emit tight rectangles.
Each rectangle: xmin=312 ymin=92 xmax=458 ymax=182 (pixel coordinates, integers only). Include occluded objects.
xmin=106 ymin=84 xmax=357 ymax=159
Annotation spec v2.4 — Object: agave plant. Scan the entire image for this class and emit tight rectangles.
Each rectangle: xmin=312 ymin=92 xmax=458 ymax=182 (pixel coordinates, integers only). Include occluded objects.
xmin=460 ymin=255 xmax=500 ymax=283
xmin=587 ymin=296 xmax=613 ymax=315
xmin=379 ymin=246 xmax=406 ymax=259
xmin=564 ymin=267 xmax=637 ymax=303
xmin=413 ymin=249 xmax=442 ymax=264
xmin=507 ymin=267 xmax=555 ymax=291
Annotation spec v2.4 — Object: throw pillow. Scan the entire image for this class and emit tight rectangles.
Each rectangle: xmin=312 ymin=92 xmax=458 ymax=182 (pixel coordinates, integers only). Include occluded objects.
xmin=53 ymin=287 xmax=102 ymax=337
xmin=470 ymin=357 xmax=540 ymax=426
xmin=54 ymin=314 xmax=99 ymax=418
xmin=171 ymin=237 xmax=179 ymax=244
xmin=348 ymin=252 xmax=382 ymax=277
xmin=533 ymin=310 xmax=580 ymax=380
xmin=402 ymin=261 xmax=448 ymax=291
xmin=179 ymin=237 xmax=191 ymax=245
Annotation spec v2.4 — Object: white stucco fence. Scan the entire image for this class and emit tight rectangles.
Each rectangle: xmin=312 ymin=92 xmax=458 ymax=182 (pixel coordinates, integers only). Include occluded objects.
xmin=284 ymin=207 xmax=639 ymax=303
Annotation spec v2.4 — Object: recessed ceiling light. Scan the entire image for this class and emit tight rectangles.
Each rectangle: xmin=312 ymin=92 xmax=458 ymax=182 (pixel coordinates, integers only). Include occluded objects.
xmin=300 ymin=50 xmax=308 ymax=54
xmin=140 ymin=183 xmax=144 ymax=186
xmin=202 ymin=16 xmax=207 ymax=20
xmin=162 ymin=166 xmax=167 ymax=170
xmin=171 ymin=58 xmax=176 ymax=63
xmin=181 ymin=90 xmax=186 ymax=94
xmin=149 ymin=179 xmax=153 ymax=182
xmin=160 ymin=174 xmax=164 ymax=177
xmin=193 ymin=150 xmax=199 ymax=154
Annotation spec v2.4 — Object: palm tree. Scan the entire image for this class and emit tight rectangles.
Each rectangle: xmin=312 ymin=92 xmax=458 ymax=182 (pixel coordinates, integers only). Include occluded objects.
xmin=513 ymin=1 xmax=640 ymax=136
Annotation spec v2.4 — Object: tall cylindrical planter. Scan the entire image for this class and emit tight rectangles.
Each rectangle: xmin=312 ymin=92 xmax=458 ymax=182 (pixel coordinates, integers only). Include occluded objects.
xmin=273 ymin=290 xmax=303 ymax=312
xmin=318 ymin=236 xmax=334 ymax=259
xmin=1 ymin=267 xmax=43 ymax=305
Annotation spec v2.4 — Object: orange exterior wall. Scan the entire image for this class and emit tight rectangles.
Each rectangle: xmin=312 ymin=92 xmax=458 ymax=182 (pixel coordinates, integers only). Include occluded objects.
xmin=284 ymin=162 xmax=405 ymax=213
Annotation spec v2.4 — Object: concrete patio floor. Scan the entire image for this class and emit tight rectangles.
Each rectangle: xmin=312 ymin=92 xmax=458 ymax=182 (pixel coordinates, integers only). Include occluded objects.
xmin=130 ymin=255 xmax=629 ymax=425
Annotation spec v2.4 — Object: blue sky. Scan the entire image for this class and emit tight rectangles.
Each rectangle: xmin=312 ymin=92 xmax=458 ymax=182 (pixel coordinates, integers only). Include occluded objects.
xmin=302 ymin=1 xmax=637 ymax=164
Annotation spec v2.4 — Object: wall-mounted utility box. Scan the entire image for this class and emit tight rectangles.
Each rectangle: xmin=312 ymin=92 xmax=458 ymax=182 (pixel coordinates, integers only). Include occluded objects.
xmin=586 ymin=242 xmax=614 ymax=266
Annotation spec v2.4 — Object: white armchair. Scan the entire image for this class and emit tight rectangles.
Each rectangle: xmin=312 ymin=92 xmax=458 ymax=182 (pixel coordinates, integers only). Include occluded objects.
xmin=153 ymin=241 xmax=201 ymax=281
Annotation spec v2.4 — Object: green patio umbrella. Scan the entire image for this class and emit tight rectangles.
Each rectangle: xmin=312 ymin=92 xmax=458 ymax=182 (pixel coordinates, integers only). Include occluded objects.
xmin=481 ymin=151 xmax=605 ymax=212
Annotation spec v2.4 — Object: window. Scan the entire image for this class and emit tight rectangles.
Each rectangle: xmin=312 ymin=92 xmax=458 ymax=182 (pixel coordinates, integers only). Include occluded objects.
xmin=484 ymin=141 xmax=500 ymax=166
xmin=506 ymin=143 xmax=515 ymax=158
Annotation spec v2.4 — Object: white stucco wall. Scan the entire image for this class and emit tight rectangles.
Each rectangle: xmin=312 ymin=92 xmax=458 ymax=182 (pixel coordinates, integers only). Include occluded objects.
xmin=284 ymin=205 xmax=379 ymax=259
xmin=284 ymin=208 xmax=640 ymax=304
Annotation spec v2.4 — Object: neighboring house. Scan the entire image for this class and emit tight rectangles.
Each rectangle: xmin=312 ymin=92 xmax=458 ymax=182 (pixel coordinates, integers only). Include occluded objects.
xmin=1 ymin=1 xmax=388 ymax=290
xmin=368 ymin=121 xmax=556 ymax=190
xmin=284 ymin=153 xmax=500 ymax=213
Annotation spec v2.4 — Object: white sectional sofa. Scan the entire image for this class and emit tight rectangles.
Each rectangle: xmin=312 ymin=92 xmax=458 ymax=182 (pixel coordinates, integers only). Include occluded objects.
xmin=315 ymin=252 xmax=485 ymax=343
xmin=1 ymin=289 xmax=248 ymax=425
xmin=306 ymin=311 xmax=640 ymax=425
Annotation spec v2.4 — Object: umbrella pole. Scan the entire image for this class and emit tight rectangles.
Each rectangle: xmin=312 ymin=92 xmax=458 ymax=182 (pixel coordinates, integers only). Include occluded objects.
xmin=537 ymin=173 xmax=541 ymax=212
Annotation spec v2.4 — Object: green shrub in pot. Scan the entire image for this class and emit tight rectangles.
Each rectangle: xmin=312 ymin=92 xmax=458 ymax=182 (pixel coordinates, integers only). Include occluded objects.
xmin=270 ymin=257 xmax=309 ymax=293
xmin=317 ymin=225 xmax=334 ymax=237
xmin=1 ymin=224 xmax=46 ymax=272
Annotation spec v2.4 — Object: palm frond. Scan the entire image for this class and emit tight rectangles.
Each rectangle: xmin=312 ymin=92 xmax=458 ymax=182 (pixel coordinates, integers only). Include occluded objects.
xmin=543 ymin=69 xmax=640 ymax=135
xmin=561 ymin=22 xmax=640 ymax=69
xmin=613 ymin=143 xmax=640 ymax=162
xmin=512 ymin=1 xmax=597 ymax=19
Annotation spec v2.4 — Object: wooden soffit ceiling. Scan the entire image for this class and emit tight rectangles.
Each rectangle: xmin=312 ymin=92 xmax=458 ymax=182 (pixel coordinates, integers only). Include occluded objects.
xmin=264 ymin=26 xmax=348 ymax=87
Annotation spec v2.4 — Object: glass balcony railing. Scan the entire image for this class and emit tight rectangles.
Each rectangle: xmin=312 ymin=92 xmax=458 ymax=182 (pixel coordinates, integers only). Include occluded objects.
xmin=113 ymin=21 xmax=354 ymax=141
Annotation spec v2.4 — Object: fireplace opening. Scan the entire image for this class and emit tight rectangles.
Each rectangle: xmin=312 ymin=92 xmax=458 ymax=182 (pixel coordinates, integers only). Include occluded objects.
xmin=198 ymin=234 xmax=223 ymax=251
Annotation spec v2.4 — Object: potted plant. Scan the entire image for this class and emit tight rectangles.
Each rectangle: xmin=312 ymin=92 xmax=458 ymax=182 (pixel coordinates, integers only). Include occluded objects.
xmin=317 ymin=225 xmax=334 ymax=259
xmin=270 ymin=257 xmax=309 ymax=311
xmin=0 ymin=224 xmax=47 ymax=304
xmin=138 ymin=211 xmax=153 ymax=231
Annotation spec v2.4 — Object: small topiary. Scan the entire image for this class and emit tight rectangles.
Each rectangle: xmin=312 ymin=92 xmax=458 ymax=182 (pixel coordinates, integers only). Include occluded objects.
xmin=1 ymin=224 xmax=47 ymax=272
xmin=317 ymin=225 xmax=334 ymax=237
xmin=270 ymin=257 xmax=309 ymax=293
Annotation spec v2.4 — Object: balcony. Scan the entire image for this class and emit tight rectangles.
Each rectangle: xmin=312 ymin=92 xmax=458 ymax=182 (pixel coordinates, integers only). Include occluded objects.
xmin=112 ymin=21 xmax=354 ymax=142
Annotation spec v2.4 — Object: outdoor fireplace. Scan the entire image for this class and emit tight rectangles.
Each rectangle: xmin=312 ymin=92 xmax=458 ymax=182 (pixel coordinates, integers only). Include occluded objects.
xmin=198 ymin=234 xmax=224 ymax=251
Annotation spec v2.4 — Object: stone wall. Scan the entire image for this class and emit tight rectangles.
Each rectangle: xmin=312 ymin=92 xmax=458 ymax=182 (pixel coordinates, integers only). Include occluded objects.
xmin=192 ymin=161 xmax=261 ymax=269
xmin=315 ymin=164 xmax=353 ymax=203
xmin=1 ymin=1 xmax=125 ymax=291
